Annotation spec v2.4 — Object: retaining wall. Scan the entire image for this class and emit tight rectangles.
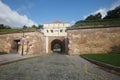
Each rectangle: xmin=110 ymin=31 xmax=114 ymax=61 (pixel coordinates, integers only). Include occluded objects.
xmin=67 ymin=27 xmax=120 ymax=55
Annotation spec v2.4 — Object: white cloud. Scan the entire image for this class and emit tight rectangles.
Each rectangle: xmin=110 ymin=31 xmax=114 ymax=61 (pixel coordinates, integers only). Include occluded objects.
xmin=83 ymin=8 xmax=107 ymax=19
xmin=70 ymin=20 xmax=76 ymax=25
xmin=0 ymin=1 xmax=37 ymax=28
xmin=83 ymin=0 xmax=120 ymax=19
xmin=93 ymin=8 xmax=107 ymax=18
xmin=110 ymin=0 xmax=120 ymax=10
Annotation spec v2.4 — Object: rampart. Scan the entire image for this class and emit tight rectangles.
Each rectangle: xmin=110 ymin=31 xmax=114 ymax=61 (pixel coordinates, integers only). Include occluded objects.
xmin=0 ymin=31 xmax=46 ymax=55
xmin=67 ymin=26 xmax=120 ymax=55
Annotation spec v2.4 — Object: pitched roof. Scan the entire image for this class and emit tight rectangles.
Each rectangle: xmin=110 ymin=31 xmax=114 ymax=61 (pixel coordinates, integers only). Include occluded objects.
xmin=44 ymin=21 xmax=69 ymax=24
xmin=51 ymin=21 xmax=62 ymax=24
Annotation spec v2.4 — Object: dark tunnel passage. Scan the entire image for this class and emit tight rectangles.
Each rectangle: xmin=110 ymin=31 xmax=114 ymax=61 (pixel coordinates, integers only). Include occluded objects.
xmin=51 ymin=39 xmax=65 ymax=54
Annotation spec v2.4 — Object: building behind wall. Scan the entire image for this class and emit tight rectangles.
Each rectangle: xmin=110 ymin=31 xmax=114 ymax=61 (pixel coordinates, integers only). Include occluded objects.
xmin=43 ymin=21 xmax=71 ymax=37
xmin=42 ymin=21 xmax=71 ymax=53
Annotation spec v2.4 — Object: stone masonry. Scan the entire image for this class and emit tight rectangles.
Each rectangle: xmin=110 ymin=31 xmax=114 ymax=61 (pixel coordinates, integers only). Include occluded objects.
xmin=0 ymin=31 xmax=45 ymax=55
xmin=67 ymin=27 xmax=120 ymax=55
xmin=0 ymin=27 xmax=120 ymax=55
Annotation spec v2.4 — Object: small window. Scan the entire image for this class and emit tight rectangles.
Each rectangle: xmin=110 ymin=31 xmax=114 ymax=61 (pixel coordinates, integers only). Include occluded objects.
xmin=51 ymin=30 xmax=53 ymax=33
xmin=60 ymin=30 xmax=63 ymax=32
xmin=47 ymin=30 xmax=49 ymax=33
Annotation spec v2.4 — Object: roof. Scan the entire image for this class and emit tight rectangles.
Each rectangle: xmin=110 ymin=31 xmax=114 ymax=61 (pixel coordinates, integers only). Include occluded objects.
xmin=44 ymin=21 xmax=69 ymax=24
xmin=52 ymin=21 xmax=62 ymax=24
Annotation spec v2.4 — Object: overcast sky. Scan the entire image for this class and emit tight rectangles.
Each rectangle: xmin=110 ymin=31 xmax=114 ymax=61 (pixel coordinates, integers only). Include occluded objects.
xmin=0 ymin=0 xmax=120 ymax=28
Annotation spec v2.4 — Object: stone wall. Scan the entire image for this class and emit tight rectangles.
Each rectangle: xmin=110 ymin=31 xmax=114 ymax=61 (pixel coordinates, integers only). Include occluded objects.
xmin=67 ymin=27 xmax=120 ymax=55
xmin=0 ymin=31 xmax=46 ymax=55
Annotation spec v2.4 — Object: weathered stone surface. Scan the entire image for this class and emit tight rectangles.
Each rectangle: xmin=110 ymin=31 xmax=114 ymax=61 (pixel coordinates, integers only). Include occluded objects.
xmin=0 ymin=31 xmax=46 ymax=55
xmin=1 ymin=27 xmax=120 ymax=55
xmin=67 ymin=27 xmax=120 ymax=55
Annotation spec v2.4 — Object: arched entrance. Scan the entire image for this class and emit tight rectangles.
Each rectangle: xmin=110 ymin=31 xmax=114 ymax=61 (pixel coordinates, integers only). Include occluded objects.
xmin=51 ymin=39 xmax=65 ymax=53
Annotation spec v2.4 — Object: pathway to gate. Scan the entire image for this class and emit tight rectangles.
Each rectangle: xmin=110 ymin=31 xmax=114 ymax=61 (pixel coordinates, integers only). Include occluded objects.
xmin=0 ymin=54 xmax=119 ymax=80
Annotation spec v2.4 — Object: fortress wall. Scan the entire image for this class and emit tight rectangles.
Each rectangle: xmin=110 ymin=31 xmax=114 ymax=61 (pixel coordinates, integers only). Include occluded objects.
xmin=0 ymin=31 xmax=46 ymax=54
xmin=67 ymin=27 xmax=120 ymax=55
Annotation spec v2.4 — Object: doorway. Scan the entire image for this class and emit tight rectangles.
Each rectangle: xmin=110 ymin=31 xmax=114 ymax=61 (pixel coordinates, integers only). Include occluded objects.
xmin=51 ymin=39 xmax=65 ymax=53
xmin=11 ymin=40 xmax=20 ymax=53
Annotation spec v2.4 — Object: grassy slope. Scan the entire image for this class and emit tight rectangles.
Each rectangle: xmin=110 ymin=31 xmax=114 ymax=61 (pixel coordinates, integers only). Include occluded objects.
xmin=0 ymin=28 xmax=36 ymax=34
xmin=0 ymin=29 xmax=22 ymax=33
xmin=81 ymin=54 xmax=120 ymax=67
xmin=75 ymin=19 xmax=120 ymax=27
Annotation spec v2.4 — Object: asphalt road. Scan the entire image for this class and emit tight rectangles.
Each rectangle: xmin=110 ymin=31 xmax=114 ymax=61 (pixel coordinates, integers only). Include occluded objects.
xmin=0 ymin=54 xmax=119 ymax=80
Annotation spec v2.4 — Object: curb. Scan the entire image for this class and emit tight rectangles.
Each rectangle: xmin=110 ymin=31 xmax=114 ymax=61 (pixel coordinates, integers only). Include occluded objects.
xmin=80 ymin=55 xmax=120 ymax=75
xmin=0 ymin=54 xmax=42 ymax=66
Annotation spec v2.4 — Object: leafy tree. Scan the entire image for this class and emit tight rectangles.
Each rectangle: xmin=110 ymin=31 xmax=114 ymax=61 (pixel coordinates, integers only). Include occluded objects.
xmin=0 ymin=24 xmax=11 ymax=29
xmin=104 ymin=5 xmax=120 ymax=19
xmin=4 ymin=25 xmax=11 ymax=29
xmin=38 ymin=25 xmax=43 ymax=29
xmin=74 ymin=6 xmax=120 ymax=27
xmin=0 ymin=24 xmax=4 ymax=29
xmin=23 ymin=25 xmax=27 ymax=29
xmin=32 ymin=25 xmax=37 ymax=29
xmin=85 ymin=13 xmax=102 ymax=20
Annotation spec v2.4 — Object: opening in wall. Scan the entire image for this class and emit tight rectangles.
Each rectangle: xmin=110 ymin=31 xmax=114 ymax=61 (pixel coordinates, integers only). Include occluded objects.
xmin=11 ymin=40 xmax=20 ymax=53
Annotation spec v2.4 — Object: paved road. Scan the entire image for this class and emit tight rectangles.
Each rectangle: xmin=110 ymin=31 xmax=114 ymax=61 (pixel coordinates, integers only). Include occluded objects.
xmin=0 ymin=54 xmax=119 ymax=80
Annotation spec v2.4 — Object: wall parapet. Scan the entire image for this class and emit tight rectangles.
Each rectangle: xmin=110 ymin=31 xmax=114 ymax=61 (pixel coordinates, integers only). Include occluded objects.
xmin=67 ymin=25 xmax=120 ymax=30
xmin=67 ymin=27 xmax=120 ymax=55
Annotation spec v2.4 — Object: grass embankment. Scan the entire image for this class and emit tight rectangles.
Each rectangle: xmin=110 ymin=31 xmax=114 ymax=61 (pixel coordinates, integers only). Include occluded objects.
xmin=0 ymin=52 xmax=7 ymax=55
xmin=0 ymin=28 xmax=37 ymax=34
xmin=75 ymin=19 xmax=120 ymax=27
xmin=0 ymin=29 xmax=22 ymax=34
xmin=81 ymin=54 xmax=120 ymax=67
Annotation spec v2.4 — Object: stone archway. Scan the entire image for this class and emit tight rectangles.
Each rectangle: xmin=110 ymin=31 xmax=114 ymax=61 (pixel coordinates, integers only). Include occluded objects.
xmin=51 ymin=39 xmax=65 ymax=53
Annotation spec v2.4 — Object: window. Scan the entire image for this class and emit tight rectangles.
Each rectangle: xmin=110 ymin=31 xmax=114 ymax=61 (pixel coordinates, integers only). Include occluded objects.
xmin=51 ymin=30 xmax=53 ymax=33
xmin=46 ymin=30 xmax=49 ymax=33
xmin=60 ymin=30 xmax=63 ymax=32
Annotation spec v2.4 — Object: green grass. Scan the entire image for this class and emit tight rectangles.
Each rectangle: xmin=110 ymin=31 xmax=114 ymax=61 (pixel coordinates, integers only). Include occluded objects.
xmin=0 ymin=29 xmax=22 ymax=33
xmin=75 ymin=19 xmax=120 ymax=27
xmin=81 ymin=53 xmax=120 ymax=67
xmin=0 ymin=52 xmax=7 ymax=55
xmin=0 ymin=28 xmax=37 ymax=34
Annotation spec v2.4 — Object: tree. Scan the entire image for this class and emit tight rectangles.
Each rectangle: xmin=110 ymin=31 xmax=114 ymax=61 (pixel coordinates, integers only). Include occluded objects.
xmin=32 ymin=25 xmax=37 ymax=29
xmin=0 ymin=24 xmax=11 ymax=29
xmin=23 ymin=25 xmax=27 ymax=29
xmin=104 ymin=5 xmax=120 ymax=19
xmin=38 ymin=25 xmax=43 ymax=29
xmin=0 ymin=24 xmax=4 ymax=29
xmin=4 ymin=25 xmax=11 ymax=29
xmin=85 ymin=13 xmax=102 ymax=21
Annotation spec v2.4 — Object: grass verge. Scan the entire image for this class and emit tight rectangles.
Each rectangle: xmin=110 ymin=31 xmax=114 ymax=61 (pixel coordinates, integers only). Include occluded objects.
xmin=0 ymin=28 xmax=36 ymax=34
xmin=0 ymin=52 xmax=7 ymax=55
xmin=81 ymin=53 xmax=120 ymax=67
